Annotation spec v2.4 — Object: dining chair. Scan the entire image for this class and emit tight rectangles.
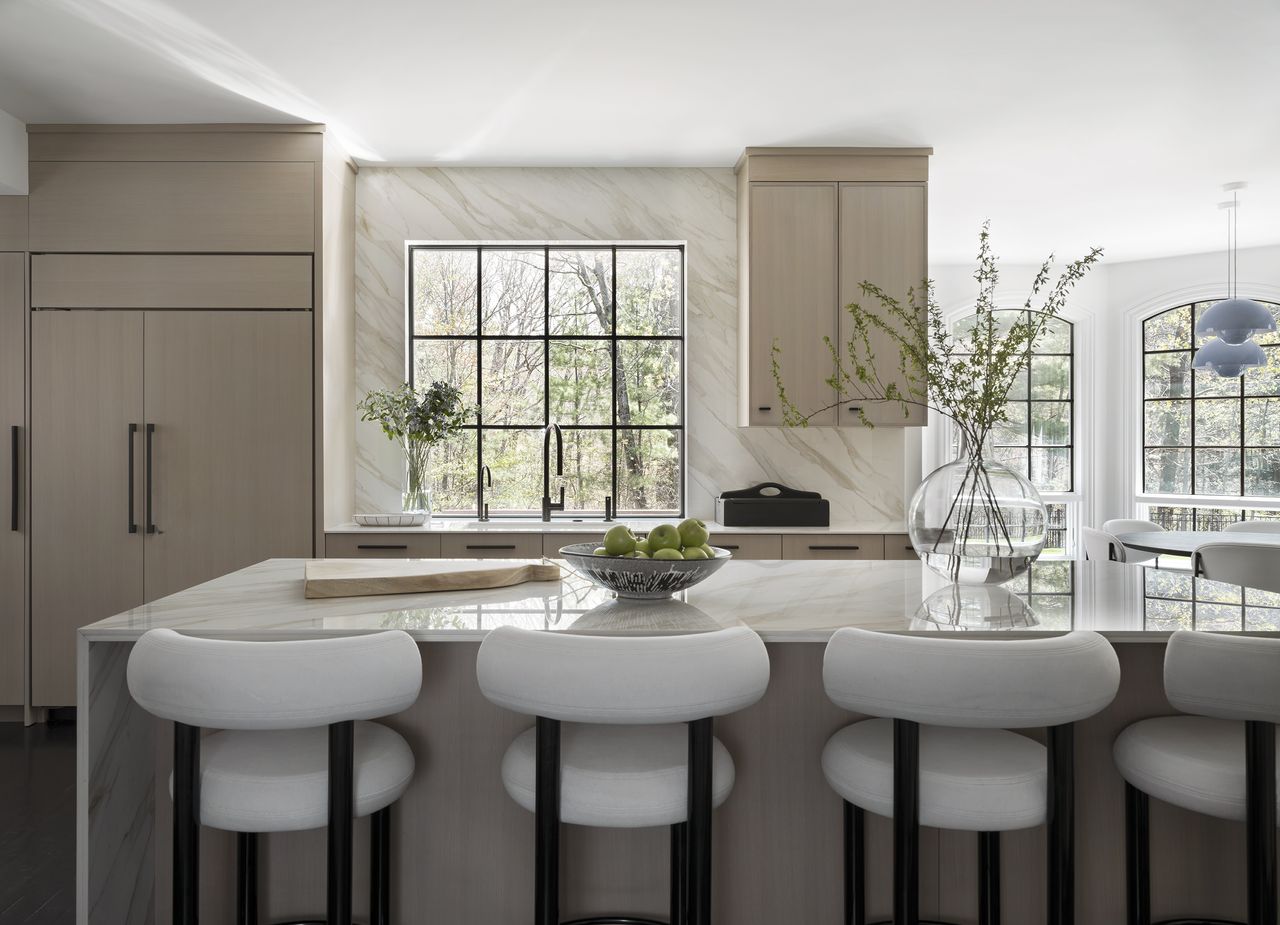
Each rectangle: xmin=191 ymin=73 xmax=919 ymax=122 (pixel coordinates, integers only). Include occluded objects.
xmin=1083 ymin=526 xmax=1127 ymax=563
xmin=1194 ymin=542 xmax=1280 ymax=595
xmin=1102 ymin=520 xmax=1164 ymax=564
xmin=1224 ymin=520 xmax=1280 ymax=534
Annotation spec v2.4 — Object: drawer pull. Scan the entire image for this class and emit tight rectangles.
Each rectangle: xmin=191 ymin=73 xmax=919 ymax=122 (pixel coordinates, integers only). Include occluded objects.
xmin=720 ymin=544 xmax=741 ymax=550
xmin=357 ymin=544 xmax=408 ymax=550
xmin=809 ymin=545 xmax=860 ymax=551
xmin=467 ymin=544 xmax=517 ymax=550
xmin=757 ymin=406 xmax=772 ymax=412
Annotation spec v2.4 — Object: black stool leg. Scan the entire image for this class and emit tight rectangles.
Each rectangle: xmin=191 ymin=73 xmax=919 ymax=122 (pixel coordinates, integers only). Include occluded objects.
xmin=173 ymin=721 xmax=201 ymax=925
xmin=236 ymin=832 xmax=258 ymax=925
xmin=670 ymin=822 xmax=688 ymax=925
xmin=843 ymin=801 xmax=866 ymax=925
xmin=894 ymin=718 xmax=921 ymax=925
xmin=371 ymin=807 xmax=391 ymax=925
xmin=1124 ymin=784 xmax=1150 ymax=925
xmin=328 ymin=720 xmax=355 ymax=925
xmin=1245 ymin=721 xmax=1277 ymax=925
xmin=1047 ymin=723 xmax=1075 ymax=925
xmin=687 ymin=718 xmax=714 ymax=925
xmin=978 ymin=831 xmax=1000 ymax=925
xmin=535 ymin=716 xmax=561 ymax=925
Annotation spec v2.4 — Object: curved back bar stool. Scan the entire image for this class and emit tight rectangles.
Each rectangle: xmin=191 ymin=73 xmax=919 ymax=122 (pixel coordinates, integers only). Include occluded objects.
xmin=476 ymin=625 xmax=770 ymax=925
xmin=1223 ymin=521 xmax=1280 ymax=534
xmin=1195 ymin=542 xmax=1280 ymax=596
xmin=822 ymin=628 xmax=1120 ymax=925
xmin=127 ymin=628 xmax=422 ymax=925
xmin=1084 ymin=526 xmax=1129 ymax=563
xmin=1114 ymin=630 xmax=1279 ymax=925
xmin=1104 ymin=519 xmax=1166 ymax=564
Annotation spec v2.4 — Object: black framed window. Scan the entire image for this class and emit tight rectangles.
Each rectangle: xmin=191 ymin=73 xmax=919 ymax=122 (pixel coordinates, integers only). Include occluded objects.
xmin=1144 ymin=566 xmax=1280 ymax=632
xmin=408 ymin=244 xmax=685 ymax=517
xmin=1142 ymin=300 xmax=1280 ymax=496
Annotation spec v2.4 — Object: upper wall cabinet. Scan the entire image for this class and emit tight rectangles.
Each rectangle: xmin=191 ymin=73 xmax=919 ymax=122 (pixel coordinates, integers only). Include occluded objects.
xmin=736 ymin=147 xmax=930 ymax=427
xmin=28 ymin=160 xmax=315 ymax=253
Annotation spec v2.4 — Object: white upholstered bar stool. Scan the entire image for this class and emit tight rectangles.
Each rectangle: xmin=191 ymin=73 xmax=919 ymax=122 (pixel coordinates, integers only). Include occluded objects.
xmin=127 ymin=628 xmax=422 ymax=925
xmin=1114 ymin=631 xmax=1280 ymax=925
xmin=476 ymin=625 xmax=770 ymax=925
xmin=1083 ymin=526 xmax=1129 ymax=563
xmin=1195 ymin=542 xmax=1280 ymax=596
xmin=822 ymin=628 xmax=1120 ymax=925
xmin=1104 ymin=519 xmax=1167 ymax=564
xmin=1224 ymin=521 xmax=1280 ymax=534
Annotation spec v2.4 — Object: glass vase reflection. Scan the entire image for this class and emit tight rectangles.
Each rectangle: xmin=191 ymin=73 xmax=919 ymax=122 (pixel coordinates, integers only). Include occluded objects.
xmin=909 ymin=456 xmax=1048 ymax=585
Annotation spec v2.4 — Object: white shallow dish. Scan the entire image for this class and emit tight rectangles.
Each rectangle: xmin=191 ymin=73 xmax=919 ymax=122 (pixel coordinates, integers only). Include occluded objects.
xmin=353 ymin=512 xmax=428 ymax=527
xmin=559 ymin=542 xmax=732 ymax=599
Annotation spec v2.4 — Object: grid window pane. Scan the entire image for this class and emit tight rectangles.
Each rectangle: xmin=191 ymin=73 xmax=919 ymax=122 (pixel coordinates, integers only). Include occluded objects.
xmin=482 ymin=429 xmax=543 ymax=513
xmin=1244 ymin=398 xmax=1280 ymax=446
xmin=990 ymin=444 xmax=1029 ymax=478
xmin=618 ymin=429 xmax=680 ymax=514
xmin=1030 ymin=401 xmax=1070 ymax=446
xmin=1038 ymin=318 xmax=1072 ymax=354
xmin=561 ymin=429 xmax=613 ymax=512
xmin=991 ymin=402 xmax=1028 ymax=446
xmin=1144 ymin=305 xmax=1192 ymax=350
xmin=1145 ymin=400 xmax=1190 ymax=447
xmin=1145 ymin=448 xmax=1191 ymax=494
xmin=617 ymin=340 xmax=681 ymax=426
xmin=429 ymin=430 xmax=478 ymax=514
xmin=1245 ymin=450 xmax=1280 ymax=496
xmin=1194 ymin=367 xmax=1241 ymax=398
xmin=617 ymin=249 xmax=682 ymax=335
xmin=481 ymin=340 xmax=545 ymax=425
xmin=1030 ymin=355 xmax=1071 ymax=400
xmin=1031 ymin=448 xmax=1071 ymax=491
xmin=1194 ymin=448 xmax=1241 ymax=495
xmin=549 ymin=249 xmax=612 ymax=336
xmin=550 ymin=341 xmax=611 ymax=425
xmin=413 ymin=341 xmax=478 ymax=404
xmin=413 ymin=249 xmax=477 ymax=336
xmin=481 ymin=249 xmax=545 ymax=336
xmin=1144 ymin=351 xmax=1191 ymax=399
xmin=1245 ymin=346 xmax=1280 ymax=396
xmin=1194 ymin=398 xmax=1241 ymax=446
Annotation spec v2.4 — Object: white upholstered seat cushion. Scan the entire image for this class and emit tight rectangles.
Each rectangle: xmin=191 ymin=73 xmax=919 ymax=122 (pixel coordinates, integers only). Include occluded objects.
xmin=1113 ymin=715 xmax=1280 ymax=823
xmin=170 ymin=721 xmax=415 ymax=833
xmin=822 ymin=718 xmax=1047 ymax=832
xmin=501 ymin=724 xmax=734 ymax=828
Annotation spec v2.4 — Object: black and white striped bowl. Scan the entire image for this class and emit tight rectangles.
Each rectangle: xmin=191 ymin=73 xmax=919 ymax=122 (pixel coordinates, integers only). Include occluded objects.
xmin=557 ymin=543 xmax=732 ymax=600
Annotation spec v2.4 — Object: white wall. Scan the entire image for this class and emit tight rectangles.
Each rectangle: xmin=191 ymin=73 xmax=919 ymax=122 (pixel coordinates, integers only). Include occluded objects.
xmin=0 ymin=108 xmax=26 ymax=195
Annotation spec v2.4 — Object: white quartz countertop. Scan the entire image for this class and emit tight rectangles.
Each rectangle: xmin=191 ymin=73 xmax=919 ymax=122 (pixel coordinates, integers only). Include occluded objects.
xmin=324 ymin=519 xmax=908 ymax=535
xmin=80 ymin=557 xmax=1279 ymax=643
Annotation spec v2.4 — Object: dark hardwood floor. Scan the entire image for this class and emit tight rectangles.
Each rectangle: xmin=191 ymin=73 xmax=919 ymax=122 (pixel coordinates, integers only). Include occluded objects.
xmin=0 ymin=721 xmax=75 ymax=925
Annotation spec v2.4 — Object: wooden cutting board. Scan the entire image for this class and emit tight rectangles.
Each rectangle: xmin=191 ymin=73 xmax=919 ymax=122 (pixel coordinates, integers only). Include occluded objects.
xmin=304 ymin=558 xmax=562 ymax=599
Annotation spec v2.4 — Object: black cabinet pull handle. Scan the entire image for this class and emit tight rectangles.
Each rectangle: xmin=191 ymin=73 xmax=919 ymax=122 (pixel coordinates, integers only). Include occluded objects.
xmin=9 ymin=425 xmax=18 ymax=533
xmin=757 ymin=406 xmax=772 ymax=412
xmin=466 ymin=544 xmax=517 ymax=550
xmin=809 ymin=545 xmax=860 ymax=551
xmin=847 ymin=406 xmax=862 ymax=412
xmin=145 ymin=423 xmax=157 ymax=534
xmin=127 ymin=423 xmax=138 ymax=534
xmin=720 ymin=544 xmax=741 ymax=550
xmin=357 ymin=544 xmax=408 ymax=550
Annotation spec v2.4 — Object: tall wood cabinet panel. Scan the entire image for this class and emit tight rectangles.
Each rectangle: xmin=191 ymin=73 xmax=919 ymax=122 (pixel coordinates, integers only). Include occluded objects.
xmin=746 ymin=184 xmax=838 ymax=426
xmin=837 ymin=184 xmax=928 ymax=426
xmin=0 ymin=254 xmax=25 ymax=704
xmin=143 ymin=311 xmax=313 ymax=601
xmin=28 ymin=161 xmax=315 ymax=252
xmin=31 ymin=312 xmax=146 ymax=706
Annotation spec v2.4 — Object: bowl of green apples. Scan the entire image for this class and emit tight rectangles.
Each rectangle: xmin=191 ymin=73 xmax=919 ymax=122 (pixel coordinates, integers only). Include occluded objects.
xmin=559 ymin=520 xmax=732 ymax=600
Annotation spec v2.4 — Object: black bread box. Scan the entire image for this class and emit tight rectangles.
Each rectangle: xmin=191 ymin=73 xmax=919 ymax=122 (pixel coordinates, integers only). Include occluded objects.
xmin=715 ymin=482 xmax=830 ymax=527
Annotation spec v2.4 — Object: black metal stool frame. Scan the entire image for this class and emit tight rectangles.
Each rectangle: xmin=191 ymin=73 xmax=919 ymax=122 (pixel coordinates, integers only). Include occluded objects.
xmin=172 ymin=719 xmax=394 ymax=925
xmin=841 ymin=719 xmax=1078 ymax=925
xmin=533 ymin=715 xmax=713 ymax=925
xmin=1123 ymin=719 xmax=1277 ymax=925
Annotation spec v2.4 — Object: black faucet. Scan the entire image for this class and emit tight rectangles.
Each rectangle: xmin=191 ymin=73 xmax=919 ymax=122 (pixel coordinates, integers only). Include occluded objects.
xmin=478 ymin=465 xmax=492 ymax=521
xmin=541 ymin=423 xmax=565 ymax=521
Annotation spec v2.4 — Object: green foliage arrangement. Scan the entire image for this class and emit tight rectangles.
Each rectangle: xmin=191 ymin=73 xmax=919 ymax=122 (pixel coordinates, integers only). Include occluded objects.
xmin=359 ymin=381 xmax=472 ymax=510
xmin=772 ymin=222 xmax=1103 ymax=455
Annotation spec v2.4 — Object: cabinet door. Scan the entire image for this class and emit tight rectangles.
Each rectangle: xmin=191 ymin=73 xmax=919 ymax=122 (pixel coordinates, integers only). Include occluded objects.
xmin=143 ymin=312 xmax=313 ymax=601
xmin=748 ymin=183 xmax=838 ymax=426
xmin=782 ymin=534 xmax=885 ymax=560
xmin=0 ymin=254 xmax=24 ymax=704
xmin=838 ymin=184 xmax=928 ymax=426
xmin=440 ymin=534 xmax=543 ymax=559
xmin=31 ymin=311 xmax=145 ymax=706
xmin=325 ymin=533 xmax=442 ymax=559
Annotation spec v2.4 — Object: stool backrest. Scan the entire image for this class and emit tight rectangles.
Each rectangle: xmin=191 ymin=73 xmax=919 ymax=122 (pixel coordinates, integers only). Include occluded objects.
xmin=1082 ymin=527 xmax=1127 ymax=562
xmin=127 ymin=628 xmax=422 ymax=730
xmin=823 ymin=627 xmax=1119 ymax=728
xmin=1102 ymin=519 xmax=1166 ymax=535
xmin=1194 ymin=542 xmax=1280 ymax=594
xmin=1164 ymin=630 xmax=1280 ymax=724
xmin=476 ymin=625 xmax=769 ymax=724
xmin=1223 ymin=520 xmax=1280 ymax=534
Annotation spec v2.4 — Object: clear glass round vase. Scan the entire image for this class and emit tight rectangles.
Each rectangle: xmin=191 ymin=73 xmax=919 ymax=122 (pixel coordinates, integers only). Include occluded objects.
xmin=908 ymin=456 xmax=1048 ymax=585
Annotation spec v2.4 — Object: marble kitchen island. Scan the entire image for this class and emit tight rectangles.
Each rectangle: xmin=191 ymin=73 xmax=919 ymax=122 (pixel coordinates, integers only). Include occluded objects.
xmin=78 ymin=557 xmax=1278 ymax=925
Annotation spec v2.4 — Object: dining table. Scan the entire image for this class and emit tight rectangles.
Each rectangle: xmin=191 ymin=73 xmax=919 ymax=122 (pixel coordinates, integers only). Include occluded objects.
xmin=1115 ymin=529 xmax=1280 ymax=556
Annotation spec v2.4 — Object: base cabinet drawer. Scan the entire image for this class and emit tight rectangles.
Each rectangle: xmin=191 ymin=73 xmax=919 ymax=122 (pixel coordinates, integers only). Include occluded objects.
xmin=544 ymin=532 xmax=606 ymax=557
xmin=706 ymin=534 xmax=783 ymax=560
xmin=882 ymin=534 xmax=918 ymax=560
xmin=325 ymin=534 xmax=441 ymax=558
xmin=783 ymin=534 xmax=885 ymax=560
xmin=442 ymin=533 xmax=543 ymax=558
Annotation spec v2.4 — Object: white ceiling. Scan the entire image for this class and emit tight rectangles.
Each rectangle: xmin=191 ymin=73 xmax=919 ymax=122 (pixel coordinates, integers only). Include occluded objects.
xmin=1 ymin=0 xmax=1277 ymax=263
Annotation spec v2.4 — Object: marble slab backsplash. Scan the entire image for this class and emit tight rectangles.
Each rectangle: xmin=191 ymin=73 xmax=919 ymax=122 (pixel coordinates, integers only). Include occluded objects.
xmin=353 ymin=166 xmax=907 ymax=523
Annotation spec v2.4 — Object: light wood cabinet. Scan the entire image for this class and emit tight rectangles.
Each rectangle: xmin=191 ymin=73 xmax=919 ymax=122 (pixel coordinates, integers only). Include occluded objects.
xmin=705 ymin=534 xmax=783 ymax=560
xmin=28 ymin=161 xmax=314 ymax=253
xmin=782 ymin=534 xmax=885 ymax=561
xmin=882 ymin=533 xmax=919 ymax=560
xmin=325 ymin=533 xmax=442 ymax=559
xmin=31 ymin=312 xmax=147 ymax=706
xmin=0 ymin=254 xmax=25 ymax=704
xmin=543 ymin=532 xmax=606 ymax=557
xmin=736 ymin=148 xmax=930 ymax=428
xmin=441 ymin=533 xmax=543 ymax=559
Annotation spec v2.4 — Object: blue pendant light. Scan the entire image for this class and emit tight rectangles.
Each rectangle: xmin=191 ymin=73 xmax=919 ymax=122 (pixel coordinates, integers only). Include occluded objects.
xmin=1191 ymin=337 xmax=1265 ymax=378
xmin=1196 ymin=297 xmax=1276 ymax=345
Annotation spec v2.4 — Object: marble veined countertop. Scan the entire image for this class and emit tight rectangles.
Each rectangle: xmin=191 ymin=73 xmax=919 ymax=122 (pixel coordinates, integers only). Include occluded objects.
xmin=80 ymin=557 xmax=1280 ymax=643
xmin=324 ymin=519 xmax=908 ymax=535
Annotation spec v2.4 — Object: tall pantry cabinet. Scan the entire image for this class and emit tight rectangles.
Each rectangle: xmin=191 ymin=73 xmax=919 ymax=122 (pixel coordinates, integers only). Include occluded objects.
xmin=23 ymin=126 xmax=338 ymax=707
xmin=0 ymin=199 xmax=27 ymax=709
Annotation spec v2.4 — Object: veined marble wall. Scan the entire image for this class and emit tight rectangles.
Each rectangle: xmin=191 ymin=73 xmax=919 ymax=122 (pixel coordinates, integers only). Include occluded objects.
xmin=353 ymin=166 xmax=907 ymax=522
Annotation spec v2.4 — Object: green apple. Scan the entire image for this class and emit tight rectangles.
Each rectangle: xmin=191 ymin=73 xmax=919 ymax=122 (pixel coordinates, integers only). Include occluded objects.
xmin=647 ymin=523 xmax=681 ymax=552
xmin=699 ymin=543 xmax=716 ymax=558
xmin=603 ymin=524 xmax=637 ymax=556
xmin=681 ymin=546 xmax=709 ymax=560
xmin=593 ymin=547 xmax=608 ymax=556
xmin=652 ymin=547 xmax=684 ymax=560
xmin=633 ymin=550 xmax=650 ymax=558
xmin=634 ymin=538 xmax=651 ymax=555
xmin=677 ymin=518 xmax=710 ymax=548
